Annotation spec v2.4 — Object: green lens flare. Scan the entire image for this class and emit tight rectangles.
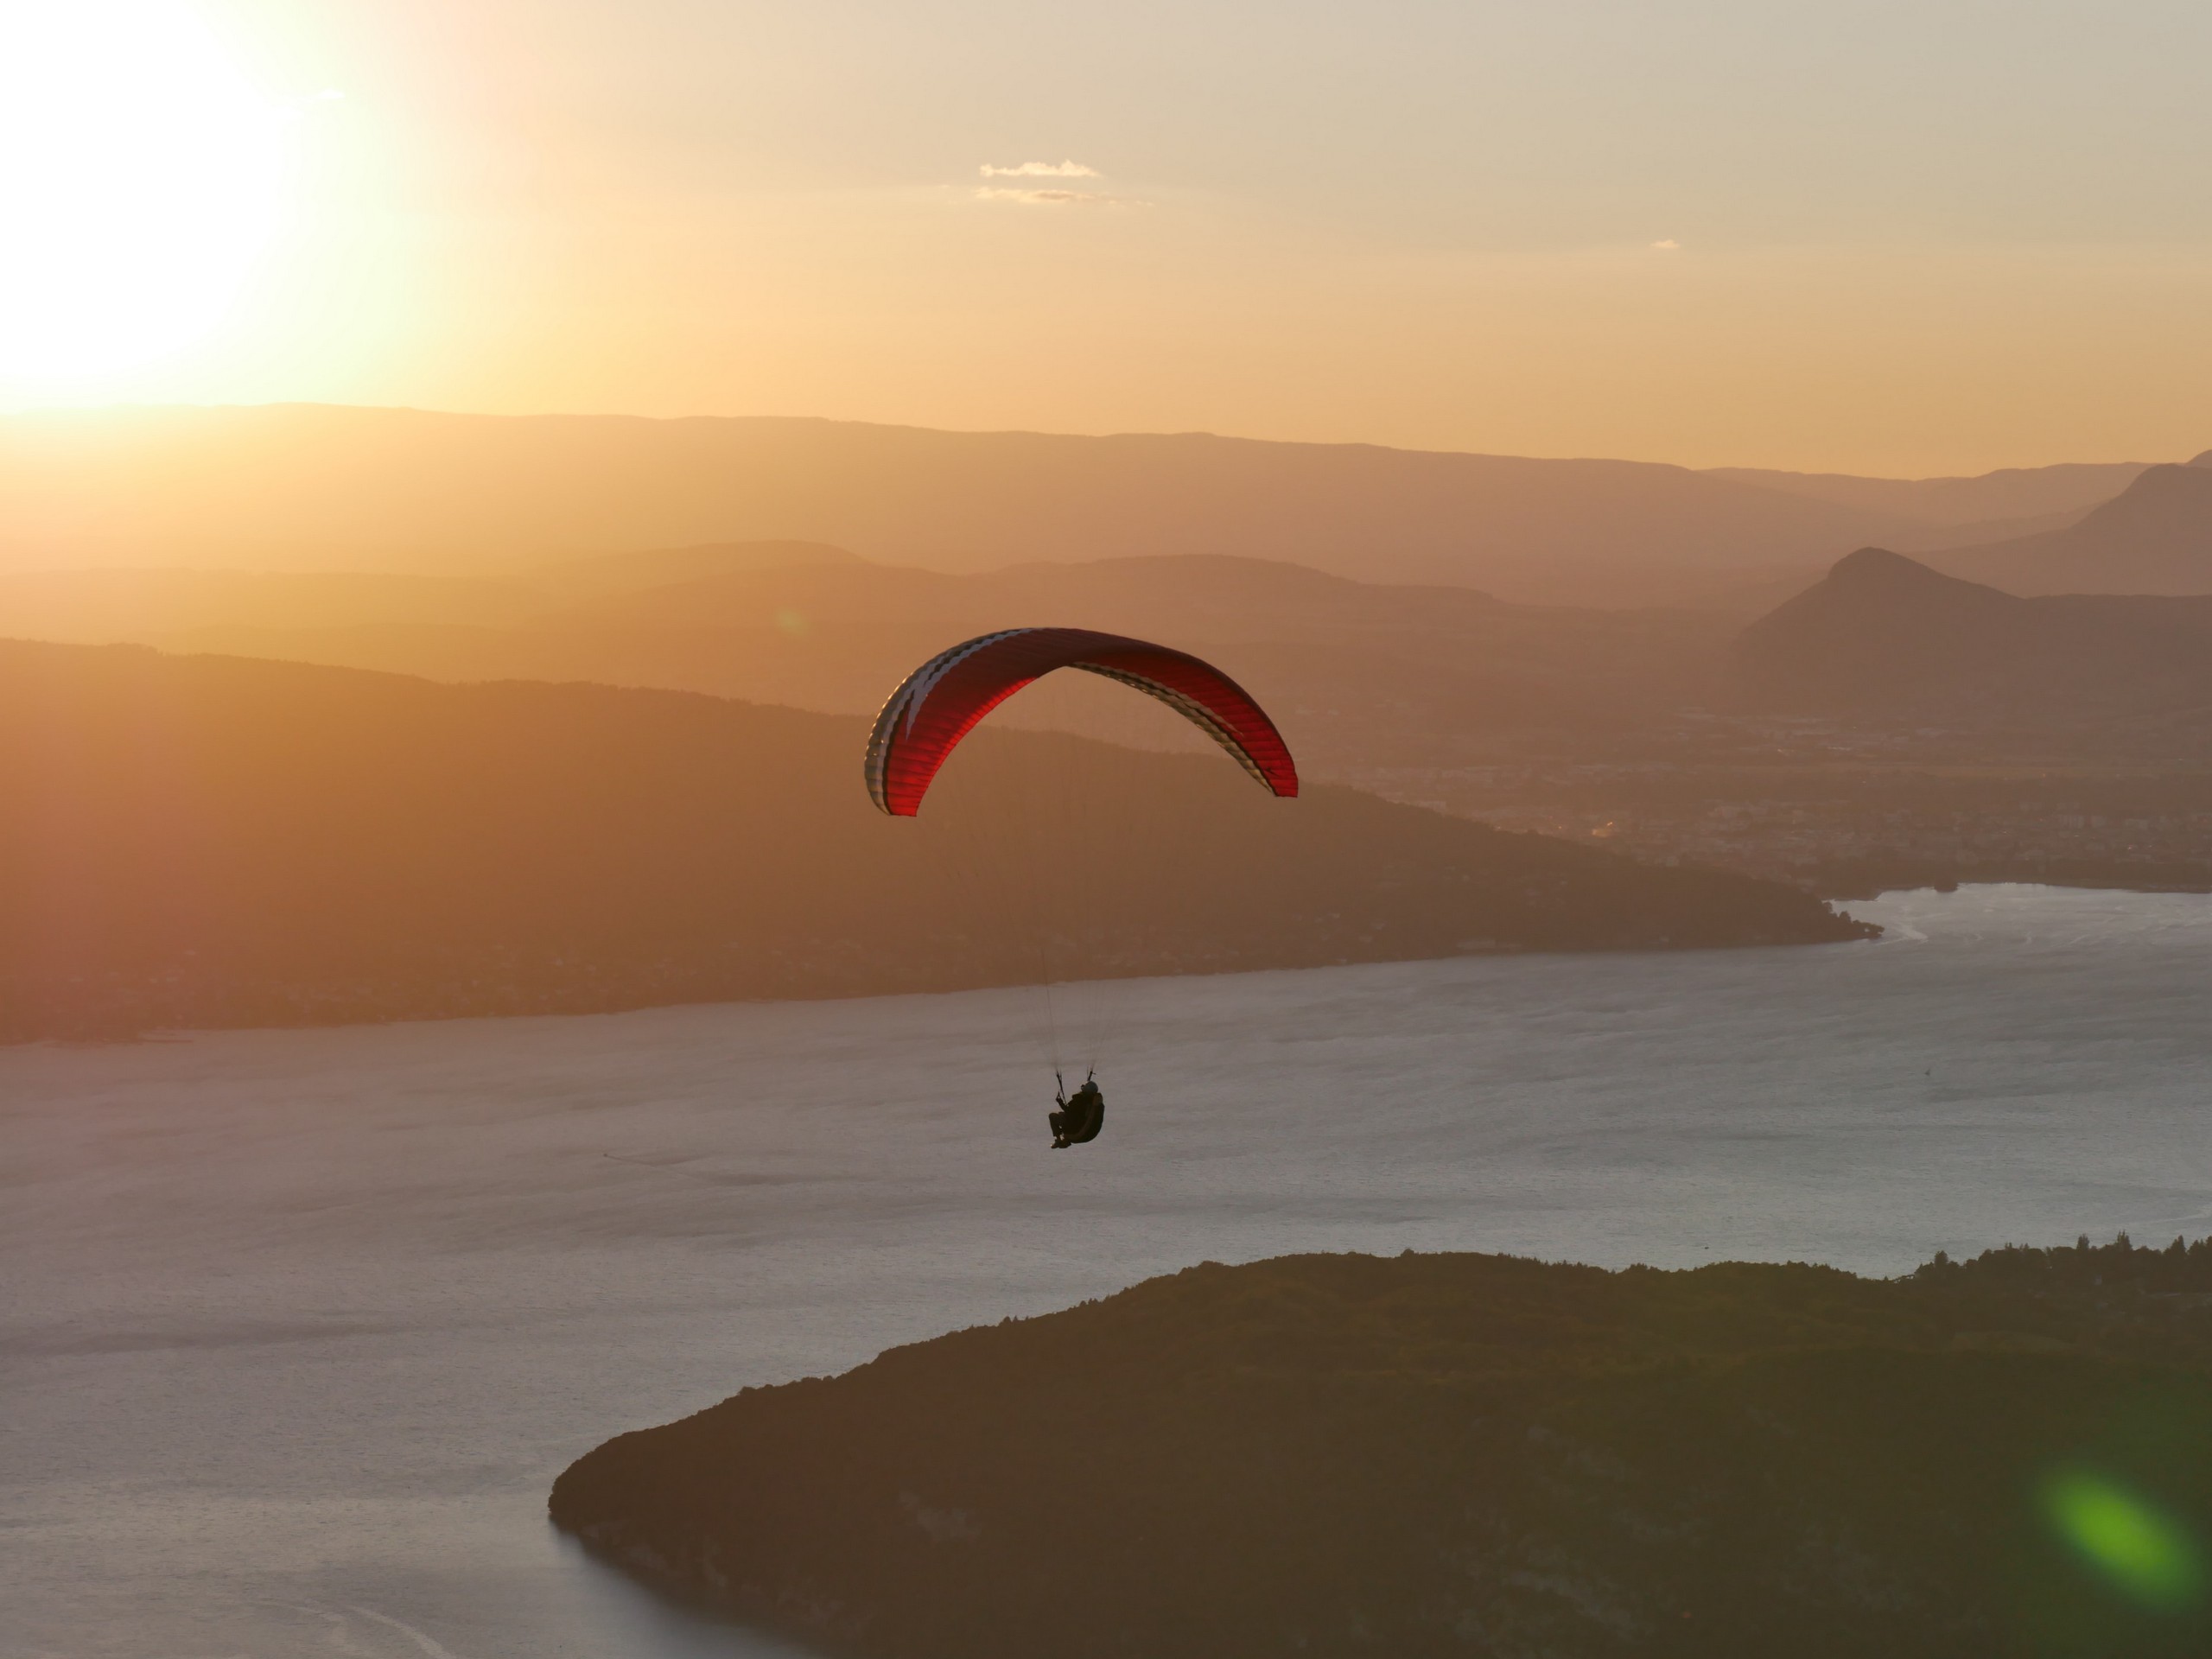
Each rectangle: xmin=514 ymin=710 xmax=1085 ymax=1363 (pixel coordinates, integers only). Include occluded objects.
xmin=2044 ymin=1471 xmax=2205 ymax=1612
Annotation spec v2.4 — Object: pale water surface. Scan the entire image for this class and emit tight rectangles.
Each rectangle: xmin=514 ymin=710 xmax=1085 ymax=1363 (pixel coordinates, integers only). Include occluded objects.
xmin=7 ymin=885 xmax=2212 ymax=1657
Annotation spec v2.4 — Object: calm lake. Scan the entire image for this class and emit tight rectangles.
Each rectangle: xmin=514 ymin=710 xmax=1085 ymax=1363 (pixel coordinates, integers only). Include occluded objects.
xmin=8 ymin=884 xmax=2212 ymax=1658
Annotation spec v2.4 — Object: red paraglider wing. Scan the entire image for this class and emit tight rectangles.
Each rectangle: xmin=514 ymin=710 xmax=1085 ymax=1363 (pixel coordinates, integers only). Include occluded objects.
xmin=863 ymin=628 xmax=1298 ymax=816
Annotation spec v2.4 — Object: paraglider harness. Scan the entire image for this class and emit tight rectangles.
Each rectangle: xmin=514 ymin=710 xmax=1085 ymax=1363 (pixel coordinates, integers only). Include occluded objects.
xmin=1050 ymin=1071 xmax=1105 ymax=1149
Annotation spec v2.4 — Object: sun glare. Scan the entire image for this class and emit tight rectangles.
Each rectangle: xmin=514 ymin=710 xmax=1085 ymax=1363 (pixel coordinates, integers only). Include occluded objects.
xmin=0 ymin=0 xmax=290 ymax=380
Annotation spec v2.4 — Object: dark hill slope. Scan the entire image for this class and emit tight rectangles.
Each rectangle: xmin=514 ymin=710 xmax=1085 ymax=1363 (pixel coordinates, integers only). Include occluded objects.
xmin=0 ymin=640 xmax=1865 ymax=1039
xmin=1924 ymin=464 xmax=2212 ymax=595
xmin=1727 ymin=548 xmax=2212 ymax=732
xmin=551 ymin=1242 xmax=2212 ymax=1659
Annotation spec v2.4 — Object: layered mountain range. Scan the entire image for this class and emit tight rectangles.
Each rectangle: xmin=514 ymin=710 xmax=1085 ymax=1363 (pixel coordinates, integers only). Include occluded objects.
xmin=0 ymin=404 xmax=2165 ymax=606
xmin=9 ymin=406 xmax=2212 ymax=944
xmin=11 ymin=449 xmax=2212 ymax=780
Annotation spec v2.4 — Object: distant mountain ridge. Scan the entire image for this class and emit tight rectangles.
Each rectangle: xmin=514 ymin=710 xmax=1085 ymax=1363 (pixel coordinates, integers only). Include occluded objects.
xmin=5 ymin=404 xmax=2165 ymax=606
xmin=0 ymin=539 xmax=860 ymax=642
xmin=1704 ymin=461 xmax=2148 ymax=526
xmin=1728 ymin=546 xmax=2212 ymax=730
xmin=1921 ymin=463 xmax=2212 ymax=595
xmin=536 ymin=539 xmax=861 ymax=595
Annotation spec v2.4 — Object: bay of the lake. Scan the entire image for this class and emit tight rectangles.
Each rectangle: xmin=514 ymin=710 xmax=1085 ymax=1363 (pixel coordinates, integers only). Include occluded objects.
xmin=7 ymin=884 xmax=2212 ymax=1657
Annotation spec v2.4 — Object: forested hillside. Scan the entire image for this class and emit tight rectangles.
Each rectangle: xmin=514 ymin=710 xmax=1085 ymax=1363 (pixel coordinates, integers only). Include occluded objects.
xmin=555 ymin=1241 xmax=2212 ymax=1659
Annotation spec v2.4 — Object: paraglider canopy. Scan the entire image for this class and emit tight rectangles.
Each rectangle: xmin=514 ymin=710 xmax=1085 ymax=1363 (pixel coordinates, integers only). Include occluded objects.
xmin=863 ymin=627 xmax=1298 ymax=817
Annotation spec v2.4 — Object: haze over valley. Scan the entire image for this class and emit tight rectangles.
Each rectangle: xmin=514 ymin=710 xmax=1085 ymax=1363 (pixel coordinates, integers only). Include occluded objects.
xmin=10 ymin=410 xmax=2212 ymax=932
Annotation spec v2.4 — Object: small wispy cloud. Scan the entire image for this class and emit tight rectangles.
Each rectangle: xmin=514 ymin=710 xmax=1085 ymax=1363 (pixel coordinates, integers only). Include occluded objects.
xmin=969 ymin=160 xmax=1145 ymax=207
xmin=976 ymin=186 xmax=1109 ymax=206
xmin=979 ymin=160 xmax=1100 ymax=179
xmin=1651 ymin=238 xmax=1681 ymax=250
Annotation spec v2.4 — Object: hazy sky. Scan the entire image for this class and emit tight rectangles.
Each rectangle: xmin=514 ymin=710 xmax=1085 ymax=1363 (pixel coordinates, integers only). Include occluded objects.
xmin=8 ymin=0 xmax=2212 ymax=472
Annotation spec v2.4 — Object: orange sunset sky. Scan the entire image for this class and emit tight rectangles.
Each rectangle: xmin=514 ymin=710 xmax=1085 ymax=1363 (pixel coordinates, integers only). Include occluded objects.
xmin=6 ymin=0 xmax=2212 ymax=474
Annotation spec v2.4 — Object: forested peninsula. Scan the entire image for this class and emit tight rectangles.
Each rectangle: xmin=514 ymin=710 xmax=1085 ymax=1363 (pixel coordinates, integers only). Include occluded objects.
xmin=553 ymin=1242 xmax=2212 ymax=1659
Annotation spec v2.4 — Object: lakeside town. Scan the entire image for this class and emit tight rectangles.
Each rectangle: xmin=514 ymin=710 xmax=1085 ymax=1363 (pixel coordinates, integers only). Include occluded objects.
xmin=1351 ymin=715 xmax=2212 ymax=899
